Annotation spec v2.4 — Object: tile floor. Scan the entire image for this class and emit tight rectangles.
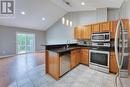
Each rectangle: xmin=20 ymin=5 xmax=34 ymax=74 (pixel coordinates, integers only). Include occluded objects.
xmin=8 ymin=64 xmax=130 ymax=87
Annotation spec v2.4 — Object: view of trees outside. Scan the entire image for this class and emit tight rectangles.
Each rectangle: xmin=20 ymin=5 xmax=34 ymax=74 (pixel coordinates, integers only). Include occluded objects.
xmin=16 ymin=33 xmax=35 ymax=54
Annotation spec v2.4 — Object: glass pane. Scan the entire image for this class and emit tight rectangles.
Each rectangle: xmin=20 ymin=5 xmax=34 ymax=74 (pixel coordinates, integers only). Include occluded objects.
xmin=26 ymin=34 xmax=34 ymax=45
xmin=18 ymin=45 xmax=26 ymax=53
xmin=90 ymin=52 xmax=108 ymax=66
xmin=16 ymin=33 xmax=35 ymax=54
xmin=17 ymin=34 xmax=26 ymax=46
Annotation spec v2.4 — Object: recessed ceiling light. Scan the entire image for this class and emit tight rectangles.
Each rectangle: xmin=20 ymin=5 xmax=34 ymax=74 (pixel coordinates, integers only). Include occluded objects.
xmin=81 ymin=2 xmax=85 ymax=6
xmin=42 ymin=17 xmax=46 ymax=21
xmin=21 ymin=11 xmax=25 ymax=15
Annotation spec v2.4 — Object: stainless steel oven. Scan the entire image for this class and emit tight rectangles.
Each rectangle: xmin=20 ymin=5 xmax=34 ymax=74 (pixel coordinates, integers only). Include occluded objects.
xmin=89 ymin=50 xmax=109 ymax=73
xmin=91 ymin=32 xmax=110 ymax=42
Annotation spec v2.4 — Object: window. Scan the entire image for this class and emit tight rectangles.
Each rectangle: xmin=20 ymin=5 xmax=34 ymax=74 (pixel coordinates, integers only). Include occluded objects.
xmin=16 ymin=33 xmax=35 ymax=54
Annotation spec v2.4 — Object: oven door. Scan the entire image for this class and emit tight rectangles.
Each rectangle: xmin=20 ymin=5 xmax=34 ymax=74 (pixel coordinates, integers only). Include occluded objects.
xmin=89 ymin=50 xmax=109 ymax=68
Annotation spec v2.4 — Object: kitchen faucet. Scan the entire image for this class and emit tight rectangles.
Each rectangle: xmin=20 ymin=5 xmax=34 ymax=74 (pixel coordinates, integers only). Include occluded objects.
xmin=66 ymin=40 xmax=70 ymax=48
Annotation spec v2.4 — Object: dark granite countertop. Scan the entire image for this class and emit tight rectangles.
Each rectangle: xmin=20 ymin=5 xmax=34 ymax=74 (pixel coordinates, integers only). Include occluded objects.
xmin=47 ymin=46 xmax=92 ymax=53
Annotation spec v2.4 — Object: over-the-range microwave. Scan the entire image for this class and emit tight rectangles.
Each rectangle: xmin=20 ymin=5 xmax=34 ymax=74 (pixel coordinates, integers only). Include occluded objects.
xmin=91 ymin=32 xmax=110 ymax=42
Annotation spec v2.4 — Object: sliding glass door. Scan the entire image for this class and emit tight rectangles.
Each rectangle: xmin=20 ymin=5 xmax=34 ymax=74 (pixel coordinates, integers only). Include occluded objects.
xmin=16 ymin=33 xmax=35 ymax=54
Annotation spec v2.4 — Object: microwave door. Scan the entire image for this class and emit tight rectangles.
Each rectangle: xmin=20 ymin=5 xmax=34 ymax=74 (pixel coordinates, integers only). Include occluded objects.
xmin=114 ymin=20 xmax=125 ymax=87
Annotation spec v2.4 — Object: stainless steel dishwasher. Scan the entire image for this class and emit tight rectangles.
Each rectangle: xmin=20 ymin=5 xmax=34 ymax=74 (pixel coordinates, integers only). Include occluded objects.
xmin=60 ymin=51 xmax=71 ymax=76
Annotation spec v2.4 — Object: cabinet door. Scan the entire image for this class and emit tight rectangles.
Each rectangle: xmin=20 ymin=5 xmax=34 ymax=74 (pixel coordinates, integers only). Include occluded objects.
xmin=80 ymin=49 xmax=89 ymax=65
xmin=122 ymin=19 xmax=129 ymax=30
xmin=82 ymin=25 xmax=91 ymax=39
xmin=110 ymin=52 xmax=118 ymax=73
xmin=111 ymin=21 xmax=118 ymax=38
xmin=53 ymin=53 xmax=60 ymax=80
xmin=74 ymin=27 xmax=82 ymax=40
xmin=48 ymin=51 xmax=60 ymax=80
xmin=71 ymin=49 xmax=80 ymax=68
xmin=92 ymin=24 xmax=100 ymax=33
xmin=48 ymin=51 xmax=54 ymax=76
xmin=71 ymin=50 xmax=76 ymax=68
xmin=110 ymin=21 xmax=118 ymax=39
xmin=75 ymin=50 xmax=80 ymax=65
xmin=100 ymin=22 xmax=110 ymax=32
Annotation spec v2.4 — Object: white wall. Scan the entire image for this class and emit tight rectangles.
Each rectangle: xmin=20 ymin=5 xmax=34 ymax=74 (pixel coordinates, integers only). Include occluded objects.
xmin=46 ymin=9 xmax=120 ymax=45
xmin=0 ymin=25 xmax=46 ymax=57
xmin=96 ymin=8 xmax=108 ymax=22
xmin=108 ymin=8 xmax=120 ymax=21
xmin=46 ymin=10 xmax=97 ymax=45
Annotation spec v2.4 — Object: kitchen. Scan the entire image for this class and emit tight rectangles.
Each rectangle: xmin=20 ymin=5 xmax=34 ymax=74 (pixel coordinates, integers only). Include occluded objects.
xmin=0 ymin=0 xmax=130 ymax=87
xmin=45 ymin=19 xmax=130 ymax=87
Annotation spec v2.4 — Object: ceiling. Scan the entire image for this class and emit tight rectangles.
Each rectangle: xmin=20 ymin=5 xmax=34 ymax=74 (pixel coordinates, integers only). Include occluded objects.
xmin=50 ymin=0 xmax=125 ymax=11
xmin=0 ymin=0 xmax=124 ymax=31
xmin=0 ymin=0 xmax=67 ymax=31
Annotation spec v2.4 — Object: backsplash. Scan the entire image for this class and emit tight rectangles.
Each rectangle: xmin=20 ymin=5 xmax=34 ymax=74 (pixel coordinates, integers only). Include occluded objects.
xmin=77 ymin=40 xmax=92 ymax=46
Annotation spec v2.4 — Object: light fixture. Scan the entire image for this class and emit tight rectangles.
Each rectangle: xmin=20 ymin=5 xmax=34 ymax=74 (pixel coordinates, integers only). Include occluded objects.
xmin=81 ymin=2 xmax=85 ymax=6
xmin=66 ymin=19 xmax=69 ymax=26
xmin=62 ymin=17 xmax=65 ymax=24
xmin=42 ymin=17 xmax=46 ymax=21
xmin=21 ymin=11 xmax=25 ymax=15
xmin=70 ymin=21 xmax=73 ymax=27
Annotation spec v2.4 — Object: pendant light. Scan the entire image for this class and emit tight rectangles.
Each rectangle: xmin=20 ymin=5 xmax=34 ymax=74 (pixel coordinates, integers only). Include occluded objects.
xmin=61 ymin=0 xmax=73 ymax=27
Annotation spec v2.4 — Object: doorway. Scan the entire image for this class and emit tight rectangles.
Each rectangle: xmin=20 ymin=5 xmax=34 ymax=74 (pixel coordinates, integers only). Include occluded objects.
xmin=16 ymin=33 xmax=35 ymax=54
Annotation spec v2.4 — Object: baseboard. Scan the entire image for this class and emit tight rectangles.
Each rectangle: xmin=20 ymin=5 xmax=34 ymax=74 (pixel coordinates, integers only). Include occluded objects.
xmin=0 ymin=51 xmax=44 ymax=59
xmin=0 ymin=55 xmax=16 ymax=59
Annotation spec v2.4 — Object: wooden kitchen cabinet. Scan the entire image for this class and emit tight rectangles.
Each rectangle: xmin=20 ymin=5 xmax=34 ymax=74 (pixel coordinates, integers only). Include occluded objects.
xmin=74 ymin=26 xmax=83 ymax=40
xmin=74 ymin=25 xmax=92 ymax=40
xmin=100 ymin=22 xmax=110 ymax=32
xmin=110 ymin=52 xmax=119 ymax=73
xmin=82 ymin=25 xmax=92 ymax=39
xmin=91 ymin=23 xmax=100 ymax=33
xmin=122 ymin=19 xmax=129 ymax=30
xmin=80 ymin=48 xmax=89 ymax=65
xmin=47 ymin=51 xmax=60 ymax=80
xmin=71 ymin=49 xmax=80 ymax=68
xmin=110 ymin=21 xmax=118 ymax=38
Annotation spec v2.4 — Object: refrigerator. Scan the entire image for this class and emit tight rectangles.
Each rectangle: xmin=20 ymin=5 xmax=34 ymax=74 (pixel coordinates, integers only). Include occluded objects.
xmin=115 ymin=19 xmax=129 ymax=87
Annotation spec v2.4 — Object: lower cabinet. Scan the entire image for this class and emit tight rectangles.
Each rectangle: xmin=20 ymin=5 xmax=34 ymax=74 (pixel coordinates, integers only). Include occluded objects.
xmin=71 ymin=49 xmax=80 ymax=68
xmin=47 ymin=51 xmax=60 ymax=80
xmin=80 ymin=48 xmax=89 ymax=65
xmin=110 ymin=52 xmax=119 ymax=73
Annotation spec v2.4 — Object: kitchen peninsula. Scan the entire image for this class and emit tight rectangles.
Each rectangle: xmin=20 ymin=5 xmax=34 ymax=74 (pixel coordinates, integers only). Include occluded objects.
xmin=45 ymin=44 xmax=90 ymax=80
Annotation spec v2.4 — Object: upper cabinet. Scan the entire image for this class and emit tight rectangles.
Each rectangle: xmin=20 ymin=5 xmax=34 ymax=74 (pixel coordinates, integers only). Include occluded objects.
xmin=74 ymin=25 xmax=92 ymax=40
xmin=91 ymin=23 xmax=100 ymax=33
xmin=74 ymin=19 xmax=129 ymax=40
xmin=82 ymin=25 xmax=91 ymax=39
xmin=122 ymin=19 xmax=129 ymax=30
xmin=110 ymin=21 xmax=118 ymax=39
xmin=74 ymin=26 xmax=83 ymax=40
xmin=100 ymin=22 xmax=110 ymax=32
